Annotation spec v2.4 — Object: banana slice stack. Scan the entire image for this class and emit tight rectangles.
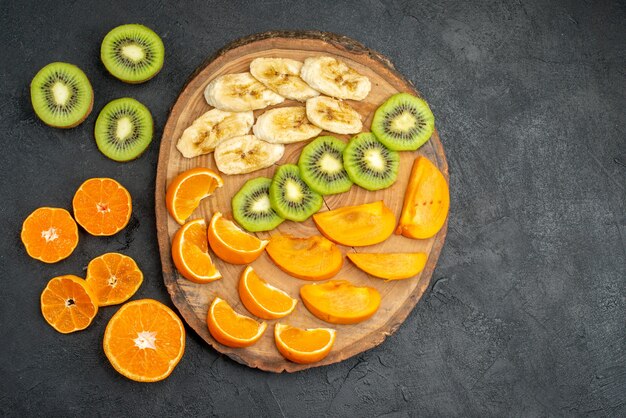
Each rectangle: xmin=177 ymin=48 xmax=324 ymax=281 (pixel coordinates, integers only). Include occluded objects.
xmin=253 ymin=107 xmax=322 ymax=144
xmin=214 ymin=135 xmax=284 ymax=175
xmin=300 ymin=56 xmax=371 ymax=101
xmin=250 ymin=58 xmax=320 ymax=101
xmin=204 ymin=72 xmax=285 ymax=112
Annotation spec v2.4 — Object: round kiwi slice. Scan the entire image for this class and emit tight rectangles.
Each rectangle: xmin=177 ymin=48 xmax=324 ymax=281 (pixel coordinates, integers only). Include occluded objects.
xmin=30 ymin=62 xmax=93 ymax=128
xmin=269 ymin=164 xmax=323 ymax=222
xmin=101 ymin=24 xmax=164 ymax=84
xmin=298 ymin=136 xmax=353 ymax=195
xmin=232 ymin=177 xmax=284 ymax=232
xmin=94 ymin=98 xmax=153 ymax=162
xmin=343 ymin=133 xmax=400 ymax=191
xmin=371 ymin=93 xmax=435 ymax=151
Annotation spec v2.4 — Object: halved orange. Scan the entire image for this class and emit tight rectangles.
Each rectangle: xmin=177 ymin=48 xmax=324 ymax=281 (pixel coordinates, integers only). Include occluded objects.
xmin=85 ymin=253 xmax=143 ymax=306
xmin=166 ymin=168 xmax=223 ymax=225
xmin=72 ymin=177 xmax=132 ymax=236
xmin=103 ymin=299 xmax=185 ymax=382
xmin=171 ymin=219 xmax=221 ymax=283
xmin=238 ymin=266 xmax=297 ymax=319
xmin=208 ymin=212 xmax=268 ymax=264
xmin=40 ymin=275 xmax=98 ymax=333
xmin=21 ymin=207 xmax=79 ymax=263
xmin=207 ymin=297 xmax=267 ymax=348
xmin=274 ymin=323 xmax=336 ymax=364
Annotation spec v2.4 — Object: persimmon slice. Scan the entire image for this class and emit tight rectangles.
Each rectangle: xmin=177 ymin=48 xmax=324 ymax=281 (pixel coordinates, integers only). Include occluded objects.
xmin=207 ymin=297 xmax=267 ymax=348
xmin=265 ymin=234 xmax=342 ymax=280
xmin=238 ymin=266 xmax=297 ymax=319
xmin=72 ymin=177 xmax=132 ymax=236
xmin=171 ymin=219 xmax=221 ymax=283
xmin=21 ymin=207 xmax=78 ymax=263
xmin=166 ymin=167 xmax=223 ymax=225
xmin=85 ymin=252 xmax=143 ymax=306
xmin=40 ymin=275 xmax=98 ymax=333
xmin=208 ymin=212 xmax=268 ymax=264
xmin=300 ymin=280 xmax=381 ymax=324
xmin=274 ymin=324 xmax=336 ymax=364
xmin=347 ymin=252 xmax=427 ymax=280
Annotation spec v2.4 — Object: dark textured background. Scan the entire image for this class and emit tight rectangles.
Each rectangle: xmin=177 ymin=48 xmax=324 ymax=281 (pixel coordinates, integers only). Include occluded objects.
xmin=1 ymin=0 xmax=624 ymax=416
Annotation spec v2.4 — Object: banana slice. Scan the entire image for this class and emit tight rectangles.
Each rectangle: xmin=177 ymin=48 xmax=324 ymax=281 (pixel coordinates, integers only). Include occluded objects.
xmin=204 ymin=72 xmax=285 ymax=112
xmin=214 ymin=135 xmax=284 ymax=175
xmin=300 ymin=56 xmax=371 ymax=101
xmin=306 ymin=96 xmax=363 ymax=134
xmin=250 ymin=58 xmax=320 ymax=101
xmin=176 ymin=109 xmax=254 ymax=158
xmin=253 ymin=107 xmax=322 ymax=144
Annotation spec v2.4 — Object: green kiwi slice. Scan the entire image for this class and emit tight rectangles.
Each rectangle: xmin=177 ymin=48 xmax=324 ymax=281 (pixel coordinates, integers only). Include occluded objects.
xmin=298 ymin=136 xmax=353 ymax=195
xmin=30 ymin=62 xmax=93 ymax=128
xmin=94 ymin=98 xmax=153 ymax=162
xmin=101 ymin=24 xmax=164 ymax=83
xmin=343 ymin=133 xmax=399 ymax=191
xmin=232 ymin=177 xmax=284 ymax=232
xmin=269 ymin=164 xmax=323 ymax=222
xmin=371 ymin=93 xmax=435 ymax=151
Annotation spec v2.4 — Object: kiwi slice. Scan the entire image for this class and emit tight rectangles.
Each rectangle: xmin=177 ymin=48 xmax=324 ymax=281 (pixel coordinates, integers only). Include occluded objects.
xmin=30 ymin=62 xmax=94 ymax=128
xmin=101 ymin=24 xmax=164 ymax=84
xmin=343 ymin=133 xmax=400 ymax=191
xmin=371 ymin=93 xmax=435 ymax=151
xmin=269 ymin=164 xmax=323 ymax=222
xmin=298 ymin=136 xmax=353 ymax=195
xmin=232 ymin=177 xmax=284 ymax=232
xmin=94 ymin=98 xmax=153 ymax=162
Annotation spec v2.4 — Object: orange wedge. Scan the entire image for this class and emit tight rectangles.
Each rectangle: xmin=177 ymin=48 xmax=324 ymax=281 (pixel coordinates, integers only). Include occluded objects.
xmin=347 ymin=252 xmax=428 ymax=280
xmin=40 ymin=275 xmax=98 ymax=333
xmin=21 ymin=207 xmax=79 ymax=263
xmin=166 ymin=168 xmax=223 ymax=225
xmin=207 ymin=297 xmax=267 ymax=348
xmin=171 ymin=219 xmax=221 ymax=283
xmin=72 ymin=178 xmax=132 ymax=236
xmin=274 ymin=323 xmax=336 ymax=364
xmin=238 ymin=266 xmax=297 ymax=319
xmin=85 ymin=252 xmax=143 ymax=306
xmin=208 ymin=212 xmax=268 ymax=264
xmin=103 ymin=299 xmax=185 ymax=382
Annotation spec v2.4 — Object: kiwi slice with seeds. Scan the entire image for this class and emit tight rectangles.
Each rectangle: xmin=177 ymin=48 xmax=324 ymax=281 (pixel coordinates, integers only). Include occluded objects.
xmin=94 ymin=97 xmax=153 ymax=162
xmin=371 ymin=93 xmax=435 ymax=151
xmin=298 ymin=136 xmax=353 ymax=195
xmin=269 ymin=164 xmax=323 ymax=222
xmin=30 ymin=62 xmax=93 ymax=128
xmin=101 ymin=24 xmax=164 ymax=84
xmin=343 ymin=133 xmax=399 ymax=191
xmin=232 ymin=177 xmax=284 ymax=232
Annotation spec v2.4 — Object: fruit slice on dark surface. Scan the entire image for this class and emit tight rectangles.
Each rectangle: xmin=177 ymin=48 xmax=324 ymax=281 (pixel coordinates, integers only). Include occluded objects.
xmin=30 ymin=62 xmax=94 ymax=128
xmin=298 ymin=136 xmax=352 ymax=195
xmin=269 ymin=164 xmax=323 ymax=222
xmin=343 ymin=133 xmax=399 ymax=191
xmin=101 ymin=24 xmax=165 ymax=84
xmin=94 ymin=97 xmax=153 ymax=162
xmin=371 ymin=93 xmax=435 ymax=151
xmin=232 ymin=177 xmax=284 ymax=232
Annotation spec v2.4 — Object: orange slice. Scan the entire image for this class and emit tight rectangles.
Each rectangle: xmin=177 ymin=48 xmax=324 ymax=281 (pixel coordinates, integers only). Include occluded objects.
xmin=171 ymin=218 xmax=221 ymax=283
xmin=21 ymin=207 xmax=79 ymax=263
xmin=274 ymin=323 xmax=336 ymax=364
xmin=300 ymin=280 xmax=381 ymax=324
xmin=207 ymin=297 xmax=267 ymax=348
xmin=208 ymin=212 xmax=268 ymax=264
xmin=40 ymin=275 xmax=98 ymax=333
xmin=347 ymin=252 xmax=428 ymax=280
xmin=166 ymin=167 xmax=223 ymax=225
xmin=238 ymin=266 xmax=297 ymax=319
xmin=85 ymin=253 xmax=143 ymax=306
xmin=103 ymin=299 xmax=185 ymax=382
xmin=72 ymin=177 xmax=132 ymax=236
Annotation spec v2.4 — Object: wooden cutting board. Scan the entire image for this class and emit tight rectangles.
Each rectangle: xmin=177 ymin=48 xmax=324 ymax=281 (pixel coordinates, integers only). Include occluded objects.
xmin=155 ymin=31 xmax=448 ymax=373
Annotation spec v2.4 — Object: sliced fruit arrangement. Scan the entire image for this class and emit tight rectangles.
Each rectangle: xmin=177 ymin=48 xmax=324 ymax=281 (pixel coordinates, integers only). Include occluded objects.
xmin=204 ymin=72 xmax=285 ymax=112
xmin=274 ymin=323 xmax=336 ymax=364
xmin=343 ymin=133 xmax=399 ymax=191
xmin=298 ymin=136 xmax=352 ymax=195
xmin=253 ymin=106 xmax=322 ymax=144
xmin=103 ymin=299 xmax=185 ymax=382
xmin=371 ymin=93 xmax=435 ymax=151
xmin=300 ymin=56 xmax=371 ymax=100
xmin=171 ymin=218 xmax=221 ymax=283
xmin=41 ymin=275 xmax=98 ymax=333
xmin=100 ymin=24 xmax=165 ymax=84
xmin=207 ymin=297 xmax=267 ymax=348
xmin=165 ymin=167 xmax=223 ymax=225
xmin=176 ymin=109 xmax=254 ymax=158
xmin=347 ymin=252 xmax=428 ymax=280
xmin=21 ymin=207 xmax=79 ymax=263
xmin=269 ymin=164 xmax=323 ymax=222
xmin=214 ymin=135 xmax=284 ymax=175
xmin=207 ymin=212 xmax=268 ymax=264
xmin=313 ymin=201 xmax=396 ymax=247
xmin=249 ymin=58 xmax=319 ymax=101
xmin=231 ymin=177 xmax=284 ymax=232
xmin=238 ymin=266 xmax=297 ymax=320
xmin=85 ymin=252 xmax=143 ymax=306
xmin=305 ymin=96 xmax=362 ymax=135
xmin=30 ymin=62 xmax=94 ymax=128
xmin=300 ymin=280 xmax=381 ymax=324
xmin=72 ymin=177 xmax=132 ymax=236
xmin=396 ymin=156 xmax=449 ymax=239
